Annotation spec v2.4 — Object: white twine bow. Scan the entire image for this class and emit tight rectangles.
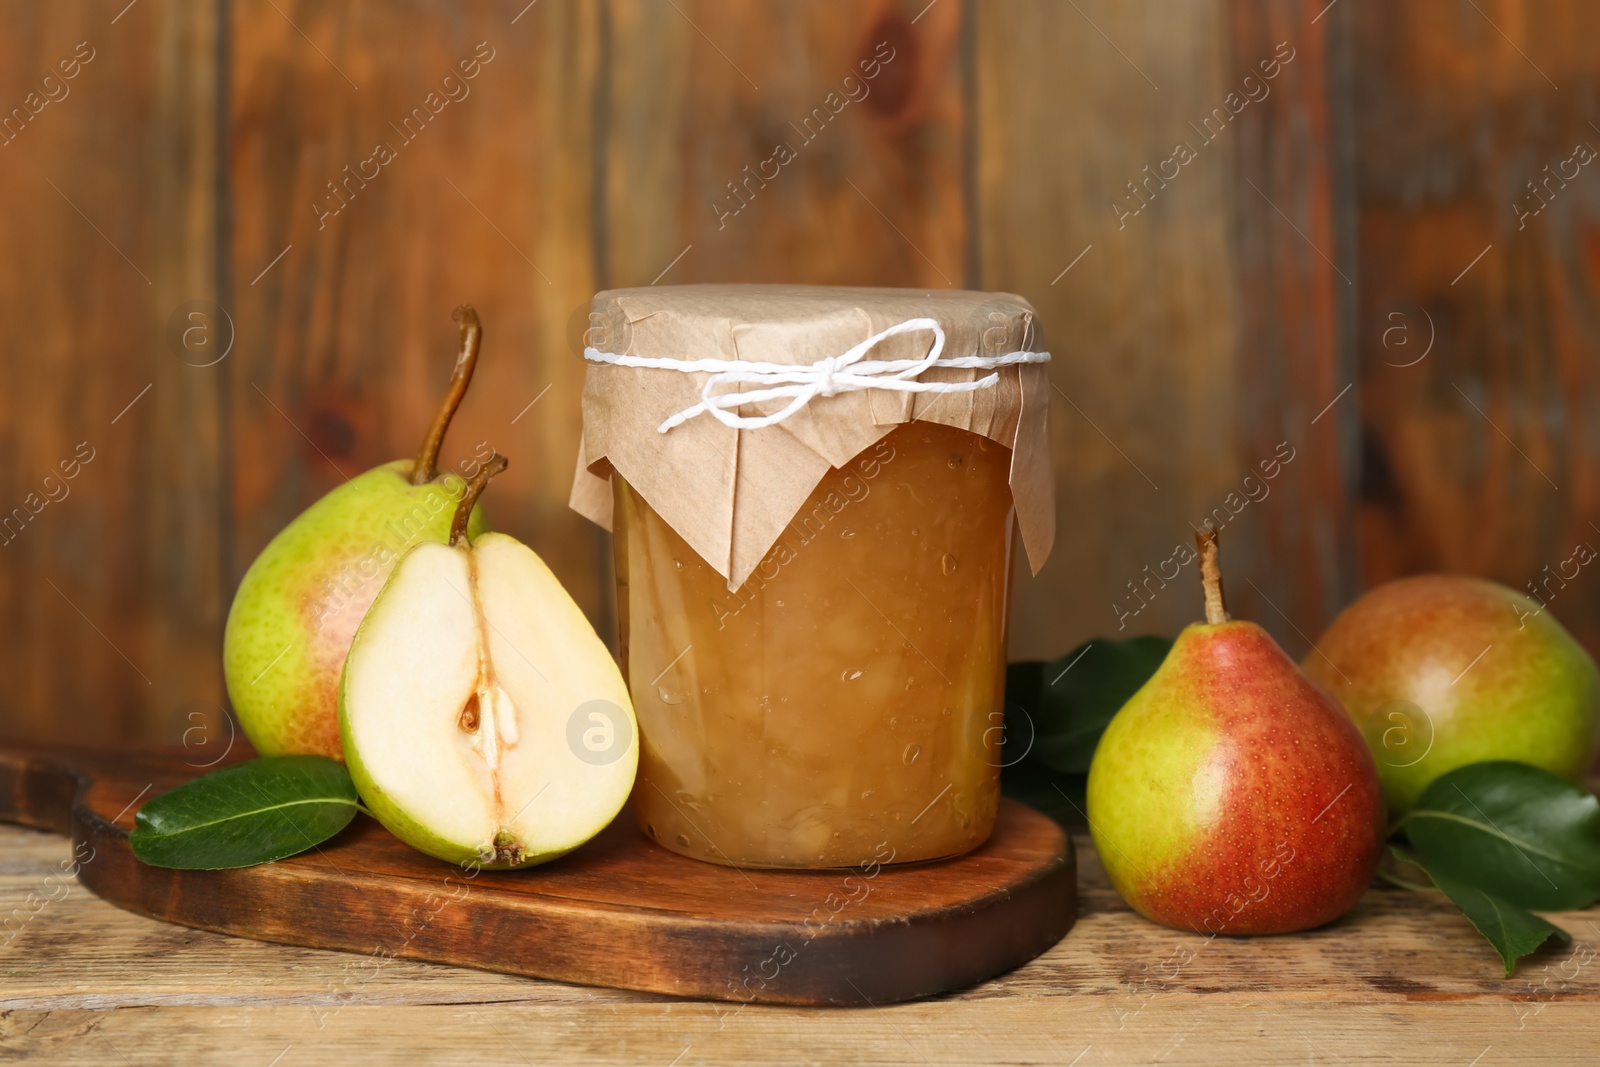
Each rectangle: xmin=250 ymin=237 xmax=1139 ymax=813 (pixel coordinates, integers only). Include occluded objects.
xmin=584 ymin=317 xmax=1051 ymax=433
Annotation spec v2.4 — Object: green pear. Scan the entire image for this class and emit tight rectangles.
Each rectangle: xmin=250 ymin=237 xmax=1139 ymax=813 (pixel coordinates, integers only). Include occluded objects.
xmin=223 ymin=307 xmax=489 ymax=759
xmin=339 ymin=456 xmax=638 ymax=869
xmin=1304 ymin=574 xmax=1600 ymax=815
xmin=1087 ymin=532 xmax=1386 ymax=934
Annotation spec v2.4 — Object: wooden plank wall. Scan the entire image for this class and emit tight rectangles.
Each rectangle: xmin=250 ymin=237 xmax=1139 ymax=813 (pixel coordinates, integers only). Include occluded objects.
xmin=0 ymin=0 xmax=1592 ymax=747
xmin=0 ymin=1 xmax=224 ymax=746
xmin=1349 ymin=0 xmax=1600 ymax=656
xmin=978 ymin=0 xmax=1356 ymax=659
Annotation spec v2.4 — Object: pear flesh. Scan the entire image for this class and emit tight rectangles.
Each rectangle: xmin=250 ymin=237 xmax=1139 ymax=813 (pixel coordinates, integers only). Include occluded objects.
xmin=340 ymin=532 xmax=637 ymax=868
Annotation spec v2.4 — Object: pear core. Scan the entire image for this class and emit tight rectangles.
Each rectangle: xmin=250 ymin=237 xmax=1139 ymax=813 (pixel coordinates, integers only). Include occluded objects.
xmin=340 ymin=532 xmax=637 ymax=868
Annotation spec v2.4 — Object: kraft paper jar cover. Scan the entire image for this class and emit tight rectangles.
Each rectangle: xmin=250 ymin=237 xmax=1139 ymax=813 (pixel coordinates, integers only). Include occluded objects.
xmin=570 ymin=284 xmax=1054 ymax=592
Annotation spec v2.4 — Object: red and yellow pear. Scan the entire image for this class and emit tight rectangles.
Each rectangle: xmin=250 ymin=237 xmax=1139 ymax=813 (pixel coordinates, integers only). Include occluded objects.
xmin=1086 ymin=531 xmax=1386 ymax=934
xmin=1303 ymin=574 xmax=1600 ymax=815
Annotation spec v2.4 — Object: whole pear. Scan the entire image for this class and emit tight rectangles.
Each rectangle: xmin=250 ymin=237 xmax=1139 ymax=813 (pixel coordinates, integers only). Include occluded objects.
xmin=223 ymin=307 xmax=489 ymax=758
xmin=1303 ymin=574 xmax=1600 ymax=815
xmin=1087 ymin=532 xmax=1386 ymax=935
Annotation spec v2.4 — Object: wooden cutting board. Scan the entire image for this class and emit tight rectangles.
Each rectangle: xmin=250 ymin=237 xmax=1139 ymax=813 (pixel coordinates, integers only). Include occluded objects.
xmin=0 ymin=746 xmax=1074 ymax=1006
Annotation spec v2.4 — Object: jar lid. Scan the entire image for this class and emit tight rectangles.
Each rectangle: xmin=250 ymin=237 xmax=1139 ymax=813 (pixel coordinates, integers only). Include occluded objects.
xmin=571 ymin=284 xmax=1054 ymax=591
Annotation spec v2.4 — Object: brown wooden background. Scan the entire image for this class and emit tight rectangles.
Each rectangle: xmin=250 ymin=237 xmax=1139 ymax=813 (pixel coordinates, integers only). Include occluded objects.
xmin=1 ymin=0 xmax=1596 ymax=748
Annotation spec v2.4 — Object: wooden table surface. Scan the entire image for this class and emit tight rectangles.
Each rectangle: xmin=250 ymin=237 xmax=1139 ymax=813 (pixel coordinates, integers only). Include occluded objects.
xmin=4 ymin=820 xmax=1599 ymax=1066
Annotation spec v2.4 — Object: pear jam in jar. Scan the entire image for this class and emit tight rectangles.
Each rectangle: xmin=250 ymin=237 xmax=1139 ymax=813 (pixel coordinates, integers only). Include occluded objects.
xmin=573 ymin=284 xmax=1053 ymax=869
xmin=617 ymin=421 xmax=1014 ymax=868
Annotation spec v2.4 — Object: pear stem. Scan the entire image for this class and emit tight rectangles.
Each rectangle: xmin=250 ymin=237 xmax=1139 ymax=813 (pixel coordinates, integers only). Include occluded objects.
xmin=451 ymin=453 xmax=508 ymax=545
xmin=1195 ymin=528 xmax=1230 ymax=625
xmin=411 ymin=305 xmax=483 ymax=486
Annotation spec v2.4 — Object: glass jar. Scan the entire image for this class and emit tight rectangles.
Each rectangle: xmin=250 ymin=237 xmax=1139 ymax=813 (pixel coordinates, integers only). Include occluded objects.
xmin=615 ymin=420 xmax=1016 ymax=869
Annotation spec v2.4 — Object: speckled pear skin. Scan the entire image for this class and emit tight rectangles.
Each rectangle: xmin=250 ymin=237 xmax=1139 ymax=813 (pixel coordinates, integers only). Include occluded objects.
xmin=222 ymin=461 xmax=485 ymax=759
xmin=1087 ymin=620 xmax=1386 ymax=935
xmin=1304 ymin=574 xmax=1600 ymax=816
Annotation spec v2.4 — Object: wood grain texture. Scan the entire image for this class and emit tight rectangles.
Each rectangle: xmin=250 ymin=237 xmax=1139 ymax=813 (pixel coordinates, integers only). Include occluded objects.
xmin=1225 ymin=0 xmax=1360 ymax=636
xmin=227 ymin=0 xmax=605 ymax=627
xmin=0 ymin=746 xmax=1075 ymax=1007
xmin=1349 ymin=0 xmax=1600 ymax=660
xmin=603 ymin=0 xmax=965 ymax=290
xmin=0 ymin=1 xmax=224 ymax=747
xmin=6 ymin=778 xmax=1600 ymax=1064
xmin=977 ymin=0 xmax=1357 ymax=662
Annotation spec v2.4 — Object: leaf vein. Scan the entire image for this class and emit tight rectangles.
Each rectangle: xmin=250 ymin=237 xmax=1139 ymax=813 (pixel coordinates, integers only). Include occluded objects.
xmin=140 ymin=795 xmax=357 ymax=837
xmin=1407 ymin=809 xmax=1584 ymax=870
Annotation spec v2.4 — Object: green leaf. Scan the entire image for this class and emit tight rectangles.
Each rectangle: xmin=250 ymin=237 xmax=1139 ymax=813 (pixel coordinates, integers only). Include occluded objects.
xmin=1379 ymin=844 xmax=1435 ymax=893
xmin=1403 ymin=761 xmax=1600 ymax=911
xmin=1027 ymin=636 xmax=1172 ymax=774
xmin=130 ymin=756 xmax=359 ymax=869
xmin=1419 ymin=862 xmax=1570 ymax=977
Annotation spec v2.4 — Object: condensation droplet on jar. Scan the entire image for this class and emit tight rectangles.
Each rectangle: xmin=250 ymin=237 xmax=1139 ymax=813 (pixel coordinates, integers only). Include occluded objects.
xmin=941 ymin=553 xmax=958 ymax=575
xmin=658 ymin=686 xmax=685 ymax=705
xmin=676 ymin=833 xmax=691 ymax=848
xmin=841 ymin=668 xmax=864 ymax=682
xmin=948 ymin=454 xmax=964 ymax=469
xmin=902 ymin=743 xmax=921 ymax=766
xmin=672 ymin=558 xmax=684 ymax=570
xmin=839 ymin=528 xmax=857 ymax=540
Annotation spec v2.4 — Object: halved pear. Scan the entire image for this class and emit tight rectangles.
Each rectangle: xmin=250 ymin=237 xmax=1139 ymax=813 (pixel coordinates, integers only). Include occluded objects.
xmin=338 ymin=456 xmax=636 ymax=869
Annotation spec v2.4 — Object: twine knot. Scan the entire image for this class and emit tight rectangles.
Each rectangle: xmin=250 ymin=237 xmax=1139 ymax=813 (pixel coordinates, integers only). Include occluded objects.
xmin=584 ymin=317 xmax=1050 ymax=433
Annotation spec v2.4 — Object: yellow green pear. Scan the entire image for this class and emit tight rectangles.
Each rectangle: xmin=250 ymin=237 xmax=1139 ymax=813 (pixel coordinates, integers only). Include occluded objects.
xmin=223 ymin=307 xmax=489 ymax=758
